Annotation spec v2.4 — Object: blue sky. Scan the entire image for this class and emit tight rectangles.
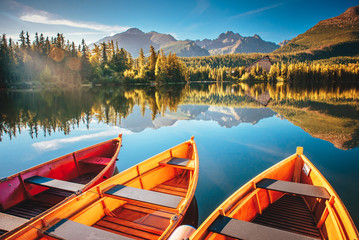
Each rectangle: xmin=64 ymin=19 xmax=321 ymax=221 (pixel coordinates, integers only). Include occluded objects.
xmin=0 ymin=0 xmax=357 ymax=45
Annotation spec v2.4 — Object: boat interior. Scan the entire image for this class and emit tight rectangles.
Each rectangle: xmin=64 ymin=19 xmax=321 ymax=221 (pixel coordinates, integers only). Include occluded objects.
xmin=39 ymin=161 xmax=194 ymax=240
xmin=195 ymin=149 xmax=355 ymax=240
xmin=4 ymin=142 xmax=197 ymax=240
xmin=0 ymin=140 xmax=119 ymax=235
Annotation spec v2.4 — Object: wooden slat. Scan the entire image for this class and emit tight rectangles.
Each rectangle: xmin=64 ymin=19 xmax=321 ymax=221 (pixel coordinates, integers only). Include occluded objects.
xmin=96 ymin=219 xmax=159 ymax=239
xmin=70 ymin=171 xmax=99 ymax=184
xmin=256 ymin=214 xmax=316 ymax=229
xmin=5 ymin=200 xmax=52 ymax=219
xmin=254 ymin=219 xmax=321 ymax=237
xmin=161 ymin=181 xmax=188 ymax=189
xmin=121 ymin=204 xmax=174 ymax=219
xmin=104 ymin=185 xmax=183 ymax=209
xmin=151 ymin=187 xmax=186 ymax=197
xmin=253 ymin=195 xmax=321 ymax=239
xmin=263 ymin=208 xmax=315 ymax=222
xmin=94 ymin=225 xmax=144 ymax=240
xmin=0 ymin=212 xmax=27 ymax=232
xmin=42 ymin=188 xmax=73 ymax=198
xmin=157 ymin=184 xmax=187 ymax=193
xmin=45 ymin=219 xmax=131 ymax=240
xmin=103 ymin=216 xmax=163 ymax=235
xmin=25 ymin=176 xmax=85 ymax=193
xmin=209 ymin=216 xmax=318 ymax=240
xmin=256 ymin=178 xmax=331 ymax=200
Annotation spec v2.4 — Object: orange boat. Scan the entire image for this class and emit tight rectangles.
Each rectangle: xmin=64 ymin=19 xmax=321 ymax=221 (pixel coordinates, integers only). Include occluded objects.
xmin=4 ymin=137 xmax=199 ymax=240
xmin=0 ymin=134 xmax=122 ymax=236
xmin=188 ymin=147 xmax=358 ymax=240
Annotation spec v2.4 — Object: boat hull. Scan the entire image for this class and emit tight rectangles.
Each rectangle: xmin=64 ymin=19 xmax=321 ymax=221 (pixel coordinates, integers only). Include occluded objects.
xmin=4 ymin=137 xmax=198 ymax=240
xmin=190 ymin=147 xmax=358 ymax=240
xmin=0 ymin=134 xmax=122 ymax=235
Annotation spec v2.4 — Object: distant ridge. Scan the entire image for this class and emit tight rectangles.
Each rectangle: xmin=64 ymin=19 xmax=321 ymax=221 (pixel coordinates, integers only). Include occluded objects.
xmin=94 ymin=28 xmax=178 ymax=57
xmin=195 ymin=31 xmax=280 ymax=55
xmin=94 ymin=28 xmax=280 ymax=57
xmin=275 ymin=5 xmax=359 ymax=56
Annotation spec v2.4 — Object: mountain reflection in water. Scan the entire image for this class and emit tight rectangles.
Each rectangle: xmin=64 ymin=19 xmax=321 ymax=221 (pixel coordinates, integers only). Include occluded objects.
xmin=0 ymin=82 xmax=358 ymax=150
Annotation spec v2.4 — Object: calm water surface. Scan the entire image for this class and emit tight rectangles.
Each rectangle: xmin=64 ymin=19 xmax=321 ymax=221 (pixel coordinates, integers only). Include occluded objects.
xmin=0 ymin=82 xmax=358 ymax=227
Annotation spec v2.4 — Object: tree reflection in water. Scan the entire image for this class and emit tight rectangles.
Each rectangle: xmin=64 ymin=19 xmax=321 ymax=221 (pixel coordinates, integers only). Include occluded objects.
xmin=0 ymin=81 xmax=358 ymax=149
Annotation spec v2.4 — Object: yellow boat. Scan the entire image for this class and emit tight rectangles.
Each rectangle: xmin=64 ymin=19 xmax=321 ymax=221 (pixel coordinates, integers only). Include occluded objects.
xmin=189 ymin=147 xmax=358 ymax=240
xmin=3 ymin=137 xmax=199 ymax=240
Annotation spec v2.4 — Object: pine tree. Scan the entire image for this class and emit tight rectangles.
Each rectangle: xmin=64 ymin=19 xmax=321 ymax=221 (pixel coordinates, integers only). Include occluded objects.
xmin=80 ymin=39 xmax=91 ymax=81
xmin=155 ymin=49 xmax=167 ymax=82
xmin=71 ymin=42 xmax=77 ymax=56
xmin=90 ymin=44 xmax=101 ymax=65
xmin=34 ymin=32 xmax=40 ymax=50
xmin=44 ymin=37 xmax=51 ymax=55
xmin=147 ymin=45 xmax=157 ymax=80
xmin=25 ymin=32 xmax=31 ymax=48
xmin=101 ymin=42 xmax=108 ymax=65
xmin=19 ymin=31 xmax=26 ymax=49
xmin=138 ymin=48 xmax=145 ymax=68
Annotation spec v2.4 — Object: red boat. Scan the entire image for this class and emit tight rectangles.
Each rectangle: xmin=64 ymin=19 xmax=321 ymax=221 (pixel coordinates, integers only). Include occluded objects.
xmin=0 ymin=134 xmax=122 ymax=236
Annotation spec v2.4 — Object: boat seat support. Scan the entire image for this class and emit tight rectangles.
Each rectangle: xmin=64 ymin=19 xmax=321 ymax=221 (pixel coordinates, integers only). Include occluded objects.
xmin=209 ymin=215 xmax=318 ymax=240
xmin=45 ymin=219 xmax=131 ymax=240
xmin=104 ymin=184 xmax=183 ymax=209
xmin=256 ymin=178 xmax=330 ymax=200
xmin=24 ymin=176 xmax=85 ymax=194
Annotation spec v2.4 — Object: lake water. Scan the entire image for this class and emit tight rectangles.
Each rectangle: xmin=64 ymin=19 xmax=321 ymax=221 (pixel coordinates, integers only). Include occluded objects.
xmin=0 ymin=82 xmax=358 ymax=227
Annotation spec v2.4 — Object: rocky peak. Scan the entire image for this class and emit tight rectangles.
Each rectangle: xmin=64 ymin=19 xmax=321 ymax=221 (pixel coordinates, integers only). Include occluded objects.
xmin=124 ymin=28 xmax=144 ymax=34
xmin=253 ymin=34 xmax=261 ymax=40
xmin=218 ymin=31 xmax=242 ymax=40
xmin=318 ymin=5 xmax=359 ymax=26
xmin=342 ymin=5 xmax=359 ymax=18
xmin=278 ymin=40 xmax=289 ymax=47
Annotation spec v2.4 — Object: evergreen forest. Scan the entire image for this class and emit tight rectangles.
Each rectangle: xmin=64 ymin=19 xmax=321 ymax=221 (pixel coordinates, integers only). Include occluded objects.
xmin=0 ymin=32 xmax=358 ymax=89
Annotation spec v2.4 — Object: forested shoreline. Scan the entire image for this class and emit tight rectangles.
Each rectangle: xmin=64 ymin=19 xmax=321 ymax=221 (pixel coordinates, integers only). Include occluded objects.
xmin=0 ymin=32 xmax=358 ymax=88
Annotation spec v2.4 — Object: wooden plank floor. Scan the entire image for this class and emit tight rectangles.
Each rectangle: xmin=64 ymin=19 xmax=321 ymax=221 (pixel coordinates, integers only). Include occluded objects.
xmin=151 ymin=180 xmax=188 ymax=197
xmin=4 ymin=200 xmax=53 ymax=219
xmin=252 ymin=194 xmax=322 ymax=239
xmin=92 ymin=174 xmax=189 ymax=239
xmin=70 ymin=171 xmax=100 ymax=184
xmin=93 ymin=203 xmax=173 ymax=240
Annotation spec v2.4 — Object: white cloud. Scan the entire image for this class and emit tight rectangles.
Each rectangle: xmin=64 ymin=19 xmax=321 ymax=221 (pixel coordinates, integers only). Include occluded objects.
xmin=32 ymin=128 xmax=131 ymax=152
xmin=231 ymin=3 xmax=284 ymax=19
xmin=5 ymin=0 xmax=129 ymax=34
xmin=19 ymin=13 xmax=129 ymax=33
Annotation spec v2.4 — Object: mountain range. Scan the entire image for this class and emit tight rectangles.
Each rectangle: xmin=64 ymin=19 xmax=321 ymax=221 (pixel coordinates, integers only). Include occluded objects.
xmin=275 ymin=5 xmax=359 ymax=56
xmin=194 ymin=31 xmax=279 ymax=55
xmin=93 ymin=5 xmax=358 ymax=58
xmin=94 ymin=28 xmax=280 ymax=57
xmin=119 ymin=105 xmax=276 ymax=132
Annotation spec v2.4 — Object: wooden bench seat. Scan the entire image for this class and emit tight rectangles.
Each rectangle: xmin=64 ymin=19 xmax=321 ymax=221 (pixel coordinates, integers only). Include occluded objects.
xmin=45 ymin=219 xmax=131 ymax=240
xmin=79 ymin=157 xmax=112 ymax=166
xmin=25 ymin=176 xmax=85 ymax=193
xmin=256 ymin=178 xmax=331 ymax=200
xmin=159 ymin=157 xmax=194 ymax=170
xmin=209 ymin=215 xmax=318 ymax=240
xmin=104 ymin=185 xmax=183 ymax=209
xmin=0 ymin=212 xmax=27 ymax=232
